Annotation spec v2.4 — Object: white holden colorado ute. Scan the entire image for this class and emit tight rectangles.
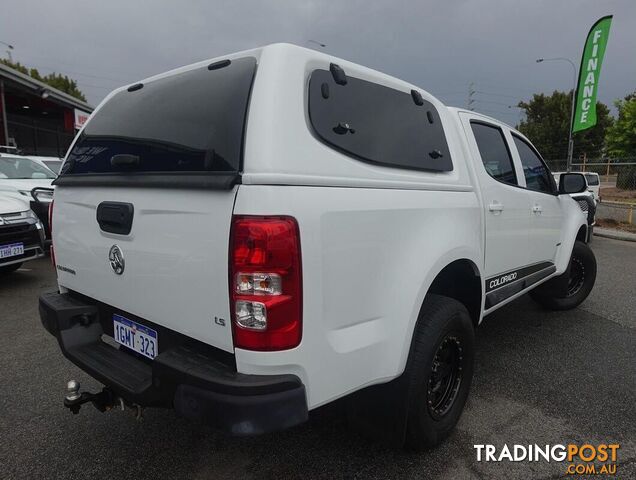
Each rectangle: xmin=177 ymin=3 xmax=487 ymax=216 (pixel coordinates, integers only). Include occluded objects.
xmin=39 ymin=44 xmax=596 ymax=449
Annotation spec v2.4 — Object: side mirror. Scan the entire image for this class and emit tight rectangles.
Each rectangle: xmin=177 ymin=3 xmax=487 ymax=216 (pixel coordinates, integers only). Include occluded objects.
xmin=559 ymin=173 xmax=587 ymax=194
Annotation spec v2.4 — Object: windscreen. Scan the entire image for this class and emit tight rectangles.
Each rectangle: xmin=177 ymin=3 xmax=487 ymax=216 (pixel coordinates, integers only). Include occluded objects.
xmin=43 ymin=160 xmax=62 ymax=173
xmin=0 ymin=156 xmax=56 ymax=179
xmin=61 ymin=57 xmax=256 ymax=176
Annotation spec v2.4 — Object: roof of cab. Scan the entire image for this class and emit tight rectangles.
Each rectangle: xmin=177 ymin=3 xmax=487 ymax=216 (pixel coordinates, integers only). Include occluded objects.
xmin=447 ymin=106 xmax=516 ymax=130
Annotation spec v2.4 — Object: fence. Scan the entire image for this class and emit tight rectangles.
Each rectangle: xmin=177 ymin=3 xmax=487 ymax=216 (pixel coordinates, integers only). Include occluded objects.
xmin=546 ymin=159 xmax=636 ymax=229
xmin=6 ymin=119 xmax=75 ymax=158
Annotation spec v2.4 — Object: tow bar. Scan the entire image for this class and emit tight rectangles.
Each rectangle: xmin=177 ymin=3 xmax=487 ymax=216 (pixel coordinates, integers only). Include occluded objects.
xmin=64 ymin=380 xmax=144 ymax=420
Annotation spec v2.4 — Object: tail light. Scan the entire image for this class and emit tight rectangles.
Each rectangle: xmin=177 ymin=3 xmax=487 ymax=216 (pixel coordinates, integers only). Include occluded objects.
xmin=48 ymin=199 xmax=55 ymax=267
xmin=230 ymin=216 xmax=302 ymax=350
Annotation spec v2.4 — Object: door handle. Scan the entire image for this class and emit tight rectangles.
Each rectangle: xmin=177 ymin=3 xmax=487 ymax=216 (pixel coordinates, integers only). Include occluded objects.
xmin=532 ymin=204 xmax=542 ymax=214
xmin=96 ymin=202 xmax=135 ymax=235
xmin=488 ymin=202 xmax=504 ymax=213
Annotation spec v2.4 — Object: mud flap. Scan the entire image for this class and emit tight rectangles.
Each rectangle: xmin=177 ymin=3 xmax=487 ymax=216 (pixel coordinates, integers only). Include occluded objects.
xmin=346 ymin=374 xmax=410 ymax=447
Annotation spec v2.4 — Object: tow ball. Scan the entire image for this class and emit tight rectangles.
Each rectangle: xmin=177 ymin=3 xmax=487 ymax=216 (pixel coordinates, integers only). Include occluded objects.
xmin=64 ymin=380 xmax=144 ymax=420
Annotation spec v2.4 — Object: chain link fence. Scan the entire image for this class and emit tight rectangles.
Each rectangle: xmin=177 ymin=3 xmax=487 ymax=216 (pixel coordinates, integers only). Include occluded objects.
xmin=546 ymin=159 xmax=636 ymax=232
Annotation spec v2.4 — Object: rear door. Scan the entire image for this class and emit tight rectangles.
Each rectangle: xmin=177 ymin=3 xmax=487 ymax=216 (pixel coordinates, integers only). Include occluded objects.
xmin=52 ymin=57 xmax=257 ymax=353
xmin=460 ymin=115 xmax=530 ymax=279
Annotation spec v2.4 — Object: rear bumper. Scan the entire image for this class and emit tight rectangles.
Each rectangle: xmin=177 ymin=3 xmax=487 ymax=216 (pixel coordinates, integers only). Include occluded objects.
xmin=39 ymin=291 xmax=308 ymax=435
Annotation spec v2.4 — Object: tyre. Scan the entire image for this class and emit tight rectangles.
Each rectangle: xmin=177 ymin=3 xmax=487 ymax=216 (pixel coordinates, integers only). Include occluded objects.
xmin=530 ymin=241 xmax=596 ymax=311
xmin=403 ymin=294 xmax=475 ymax=450
xmin=0 ymin=262 xmax=22 ymax=275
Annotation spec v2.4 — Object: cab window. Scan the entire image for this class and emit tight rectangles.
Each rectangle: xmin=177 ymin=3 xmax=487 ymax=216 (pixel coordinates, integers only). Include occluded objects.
xmin=470 ymin=122 xmax=517 ymax=185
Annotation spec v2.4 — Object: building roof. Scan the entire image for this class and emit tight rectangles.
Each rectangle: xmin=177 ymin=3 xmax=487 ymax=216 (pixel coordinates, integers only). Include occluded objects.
xmin=0 ymin=62 xmax=94 ymax=112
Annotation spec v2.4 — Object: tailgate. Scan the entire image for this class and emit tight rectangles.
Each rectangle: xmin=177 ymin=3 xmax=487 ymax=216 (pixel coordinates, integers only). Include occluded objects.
xmin=50 ymin=55 xmax=258 ymax=354
xmin=53 ymin=186 xmax=237 ymax=352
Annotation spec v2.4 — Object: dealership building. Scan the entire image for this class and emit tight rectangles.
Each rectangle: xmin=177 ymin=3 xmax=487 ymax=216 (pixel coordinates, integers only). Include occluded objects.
xmin=0 ymin=62 xmax=93 ymax=158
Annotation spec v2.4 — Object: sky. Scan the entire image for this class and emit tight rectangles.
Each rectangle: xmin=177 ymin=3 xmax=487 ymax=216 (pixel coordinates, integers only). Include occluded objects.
xmin=2 ymin=0 xmax=634 ymax=126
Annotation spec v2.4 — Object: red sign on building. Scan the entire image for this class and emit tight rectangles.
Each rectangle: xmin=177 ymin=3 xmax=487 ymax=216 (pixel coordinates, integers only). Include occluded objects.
xmin=74 ymin=109 xmax=90 ymax=130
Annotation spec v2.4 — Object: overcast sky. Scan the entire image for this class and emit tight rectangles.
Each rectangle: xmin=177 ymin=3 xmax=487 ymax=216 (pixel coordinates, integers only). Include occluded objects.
xmin=2 ymin=0 xmax=634 ymax=125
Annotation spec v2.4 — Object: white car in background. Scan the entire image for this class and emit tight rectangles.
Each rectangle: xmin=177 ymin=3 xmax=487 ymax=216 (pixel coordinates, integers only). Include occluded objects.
xmin=0 ymin=194 xmax=46 ymax=274
xmin=552 ymin=171 xmax=596 ymax=239
xmin=0 ymin=155 xmax=56 ymax=201
xmin=0 ymin=155 xmax=55 ymax=243
xmin=553 ymin=171 xmax=600 ymax=204
xmin=583 ymin=172 xmax=601 ymax=203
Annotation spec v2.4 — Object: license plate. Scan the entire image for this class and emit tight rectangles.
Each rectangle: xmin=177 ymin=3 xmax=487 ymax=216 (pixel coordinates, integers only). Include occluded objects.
xmin=0 ymin=242 xmax=24 ymax=259
xmin=113 ymin=314 xmax=158 ymax=360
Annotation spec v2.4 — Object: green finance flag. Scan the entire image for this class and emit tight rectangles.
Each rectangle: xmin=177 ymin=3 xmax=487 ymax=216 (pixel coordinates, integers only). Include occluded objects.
xmin=572 ymin=15 xmax=612 ymax=133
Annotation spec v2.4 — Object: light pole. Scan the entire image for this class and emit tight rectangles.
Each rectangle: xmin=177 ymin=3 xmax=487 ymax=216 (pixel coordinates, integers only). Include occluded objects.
xmin=0 ymin=41 xmax=13 ymax=62
xmin=536 ymin=57 xmax=577 ymax=172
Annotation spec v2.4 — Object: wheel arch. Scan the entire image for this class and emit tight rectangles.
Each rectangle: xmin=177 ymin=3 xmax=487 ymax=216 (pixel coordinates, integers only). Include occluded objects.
xmin=556 ymin=197 xmax=589 ymax=275
xmin=349 ymin=254 xmax=482 ymax=446
xmin=397 ymin=250 xmax=483 ymax=377
xmin=427 ymin=259 xmax=482 ymax=327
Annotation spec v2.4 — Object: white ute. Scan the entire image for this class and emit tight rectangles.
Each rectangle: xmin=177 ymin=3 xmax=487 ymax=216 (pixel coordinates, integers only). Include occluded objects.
xmin=40 ymin=44 xmax=596 ymax=449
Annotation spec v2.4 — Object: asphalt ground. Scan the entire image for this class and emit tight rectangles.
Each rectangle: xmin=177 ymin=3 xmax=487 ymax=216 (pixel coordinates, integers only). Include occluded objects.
xmin=1 ymin=236 xmax=634 ymax=479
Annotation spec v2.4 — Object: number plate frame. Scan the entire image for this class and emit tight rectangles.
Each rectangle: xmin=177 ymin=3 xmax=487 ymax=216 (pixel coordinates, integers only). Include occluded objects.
xmin=113 ymin=314 xmax=158 ymax=360
xmin=0 ymin=242 xmax=24 ymax=259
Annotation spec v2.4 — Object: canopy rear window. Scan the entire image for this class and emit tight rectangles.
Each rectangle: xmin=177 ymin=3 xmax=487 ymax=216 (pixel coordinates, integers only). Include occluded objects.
xmin=308 ymin=69 xmax=452 ymax=172
xmin=60 ymin=57 xmax=256 ymax=178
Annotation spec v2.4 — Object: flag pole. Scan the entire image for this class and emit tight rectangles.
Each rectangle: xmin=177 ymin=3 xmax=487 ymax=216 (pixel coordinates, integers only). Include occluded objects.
xmin=567 ymin=64 xmax=577 ymax=172
xmin=536 ymin=57 xmax=577 ymax=171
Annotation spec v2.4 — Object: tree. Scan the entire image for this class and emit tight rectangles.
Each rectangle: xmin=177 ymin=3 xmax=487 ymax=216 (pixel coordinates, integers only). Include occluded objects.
xmin=516 ymin=90 xmax=612 ymax=161
xmin=605 ymin=92 xmax=636 ymax=158
xmin=623 ymin=91 xmax=636 ymax=103
xmin=0 ymin=59 xmax=87 ymax=102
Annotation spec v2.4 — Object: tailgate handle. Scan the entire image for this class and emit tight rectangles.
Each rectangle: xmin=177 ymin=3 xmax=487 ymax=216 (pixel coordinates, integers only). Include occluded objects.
xmin=96 ymin=202 xmax=134 ymax=235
